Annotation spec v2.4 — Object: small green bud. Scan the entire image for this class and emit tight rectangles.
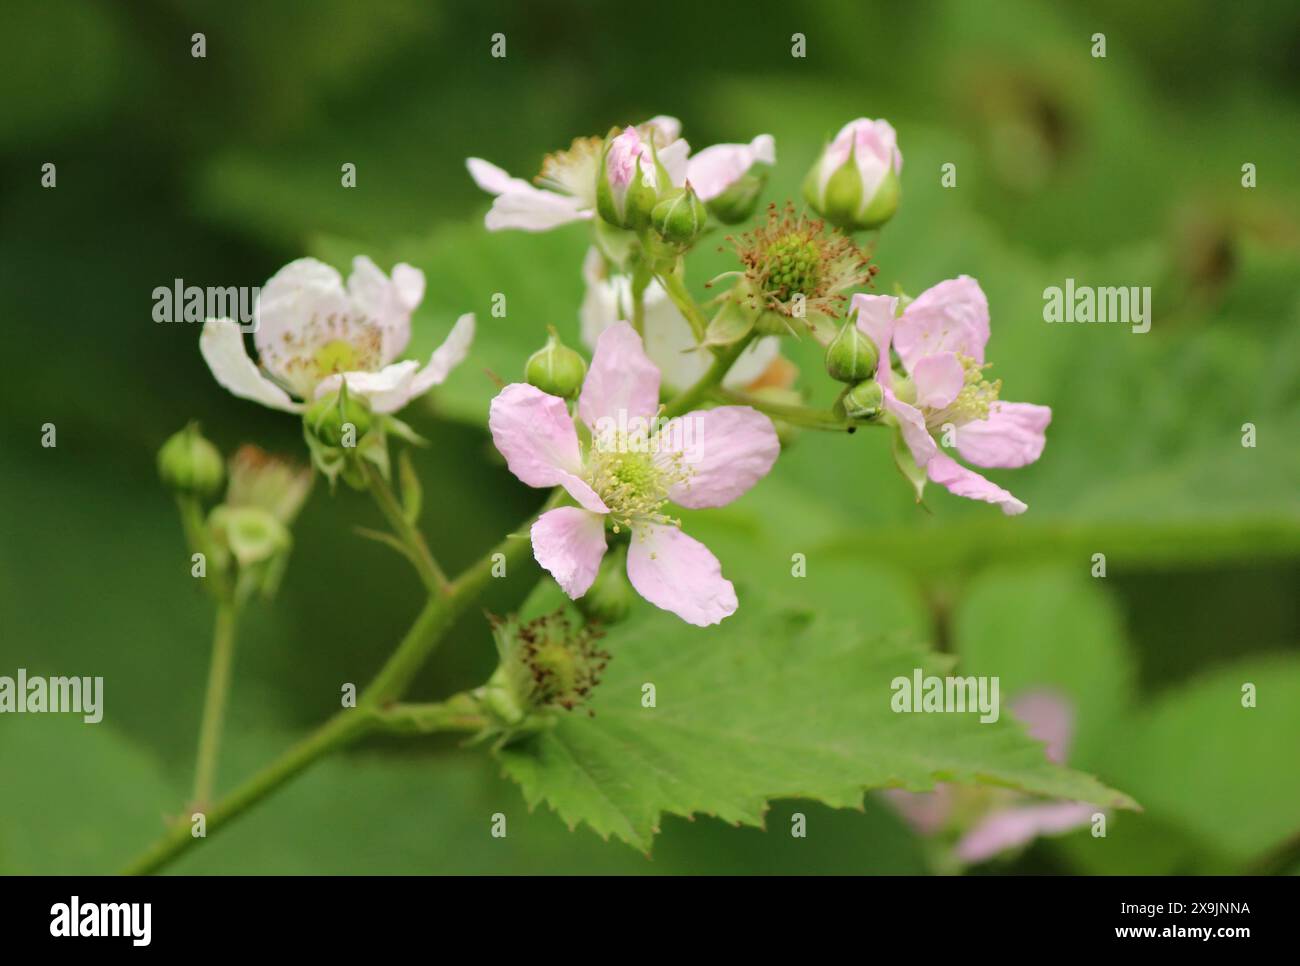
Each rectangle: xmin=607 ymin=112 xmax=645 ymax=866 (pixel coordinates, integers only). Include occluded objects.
xmin=824 ymin=318 xmax=879 ymax=383
xmin=841 ymin=378 xmax=884 ymax=420
xmin=651 ymin=183 xmax=708 ymax=247
xmin=525 ymin=327 xmax=587 ymax=399
xmin=303 ymin=384 xmax=373 ymax=448
xmin=158 ymin=422 xmax=225 ymax=498
xmin=577 ymin=543 xmax=635 ymax=625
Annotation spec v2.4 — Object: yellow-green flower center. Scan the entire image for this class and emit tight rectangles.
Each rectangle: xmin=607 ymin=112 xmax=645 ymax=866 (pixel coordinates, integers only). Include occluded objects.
xmin=926 ymin=355 xmax=1003 ymax=429
xmin=312 ymin=339 xmax=362 ymax=378
xmin=586 ymin=434 xmax=690 ymax=532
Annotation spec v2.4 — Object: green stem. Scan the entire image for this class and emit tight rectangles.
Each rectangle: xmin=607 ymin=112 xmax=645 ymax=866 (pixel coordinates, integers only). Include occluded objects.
xmin=363 ymin=461 xmax=448 ymax=593
xmin=122 ymin=488 xmax=564 ymax=875
xmin=657 ymin=268 xmax=709 ymax=341
xmin=370 ymin=696 xmax=489 ymax=735
xmin=662 ymin=334 xmax=756 ymax=418
xmin=712 ymin=387 xmax=861 ymax=432
xmin=191 ymin=602 xmax=239 ymax=808
xmin=630 ymin=262 xmax=652 ymax=337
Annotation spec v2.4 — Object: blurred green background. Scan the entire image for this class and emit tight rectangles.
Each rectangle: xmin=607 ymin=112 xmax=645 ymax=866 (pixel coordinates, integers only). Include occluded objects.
xmin=1 ymin=0 xmax=1297 ymax=874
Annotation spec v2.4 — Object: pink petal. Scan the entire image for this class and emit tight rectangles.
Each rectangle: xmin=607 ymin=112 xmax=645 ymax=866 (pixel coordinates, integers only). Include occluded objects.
xmin=530 ymin=507 xmax=608 ymax=598
xmin=883 ymin=388 xmax=937 ymax=467
xmin=1010 ymin=690 xmax=1075 ymax=765
xmin=685 ymin=134 xmax=775 ymax=201
xmin=657 ymin=406 xmax=780 ymax=508
xmin=851 ymin=292 xmax=899 ymax=385
xmin=626 ymin=523 xmax=737 ymax=626
xmin=955 ymin=402 xmax=1051 ymax=469
xmin=577 ymin=321 xmax=661 ymax=431
xmin=894 ymin=276 xmax=991 ymax=371
xmin=881 ymin=786 xmax=954 ymax=837
xmin=955 ymin=802 xmax=1096 ymax=863
xmin=911 ymin=352 xmax=964 ymax=410
xmin=926 ymin=452 xmax=1027 ymax=515
xmin=200 ymin=318 xmax=302 ymax=413
xmin=488 ymin=383 xmax=607 ymax=512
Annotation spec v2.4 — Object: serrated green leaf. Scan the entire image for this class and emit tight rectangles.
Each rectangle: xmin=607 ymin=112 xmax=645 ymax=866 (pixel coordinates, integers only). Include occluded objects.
xmin=496 ymin=603 xmax=1135 ymax=851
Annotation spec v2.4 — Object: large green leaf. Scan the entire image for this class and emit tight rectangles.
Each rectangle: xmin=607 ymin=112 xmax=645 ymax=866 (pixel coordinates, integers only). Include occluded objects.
xmin=496 ymin=602 xmax=1135 ymax=851
xmin=1097 ymin=655 xmax=1300 ymax=862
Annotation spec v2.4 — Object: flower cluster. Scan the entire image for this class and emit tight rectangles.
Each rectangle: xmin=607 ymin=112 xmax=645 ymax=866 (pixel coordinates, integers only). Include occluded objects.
xmin=188 ymin=110 xmax=1051 ymax=632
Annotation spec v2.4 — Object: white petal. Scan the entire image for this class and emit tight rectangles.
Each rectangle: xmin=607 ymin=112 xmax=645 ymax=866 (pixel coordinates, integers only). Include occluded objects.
xmin=200 ymin=318 xmax=302 ymax=413
xmin=465 ymin=157 xmax=524 ymax=195
xmin=485 ymin=187 xmax=591 ymax=232
xmin=315 ymin=362 xmax=419 ymax=414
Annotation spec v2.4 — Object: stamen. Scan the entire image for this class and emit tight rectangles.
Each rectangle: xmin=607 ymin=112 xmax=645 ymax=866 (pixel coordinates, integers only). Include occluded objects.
xmin=926 ymin=355 xmax=1002 ymax=429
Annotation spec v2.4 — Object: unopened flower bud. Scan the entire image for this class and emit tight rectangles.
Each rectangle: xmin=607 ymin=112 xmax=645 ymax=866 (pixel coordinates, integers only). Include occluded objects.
xmin=226 ymin=445 xmax=313 ymax=525
xmin=651 ymin=183 xmax=708 ymax=246
xmin=597 ymin=126 xmax=666 ymax=230
xmin=158 ymin=422 xmax=224 ymax=498
xmin=803 ymin=118 xmax=902 ymax=231
xmin=525 ymin=327 xmax=587 ymax=399
xmin=824 ymin=318 xmax=879 ymax=383
xmin=841 ymin=378 xmax=884 ymax=420
xmin=577 ymin=543 xmax=635 ymax=625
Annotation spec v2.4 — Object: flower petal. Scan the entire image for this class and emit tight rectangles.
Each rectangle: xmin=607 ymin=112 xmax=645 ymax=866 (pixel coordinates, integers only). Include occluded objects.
xmin=315 ymin=362 xmax=419 ymax=414
xmin=408 ymin=313 xmax=475 ymax=397
xmin=577 ymin=321 xmax=661 ymax=430
xmin=911 ymin=351 xmax=965 ymax=410
xmin=467 ymin=159 xmax=592 ymax=231
xmin=658 ymin=407 xmax=780 ymax=508
xmin=894 ymin=275 xmax=991 ymax=370
xmin=488 ymin=383 xmax=607 ymax=512
xmin=685 ymin=134 xmax=775 ymax=201
xmin=531 ymin=507 xmax=608 ymax=598
xmin=253 ymin=258 xmax=348 ymax=380
xmin=883 ymin=388 xmax=937 ymax=467
xmin=658 ymin=138 xmax=691 ymax=187
xmin=926 ymin=452 xmax=1027 ymax=515
xmin=626 ymin=523 xmax=737 ymax=626
xmin=955 ymin=803 xmax=1096 ymax=864
xmin=1011 ymin=690 xmax=1075 ymax=765
xmin=200 ymin=318 xmax=302 ymax=413
xmin=955 ymin=402 xmax=1051 ymax=469
xmin=465 ymin=157 xmax=522 ymax=195
xmin=851 ymin=292 xmax=899 ymax=385
xmin=346 ymin=256 xmax=423 ymax=363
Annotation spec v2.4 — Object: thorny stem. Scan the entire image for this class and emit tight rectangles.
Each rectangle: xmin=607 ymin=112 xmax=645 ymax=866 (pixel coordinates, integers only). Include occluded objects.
xmin=122 ymin=488 xmax=565 ymax=875
xmin=363 ymin=461 xmax=448 ymax=593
